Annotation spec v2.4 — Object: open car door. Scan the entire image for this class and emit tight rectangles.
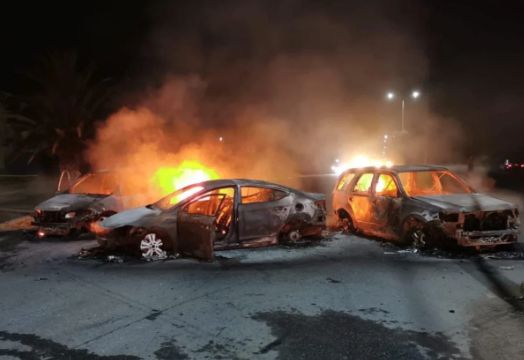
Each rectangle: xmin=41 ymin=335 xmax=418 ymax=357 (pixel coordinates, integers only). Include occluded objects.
xmin=176 ymin=192 xmax=228 ymax=261
xmin=57 ymin=170 xmax=72 ymax=192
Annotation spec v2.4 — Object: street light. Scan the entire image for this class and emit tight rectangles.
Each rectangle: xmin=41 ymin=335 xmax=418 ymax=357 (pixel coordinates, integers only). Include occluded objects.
xmin=386 ymin=90 xmax=421 ymax=132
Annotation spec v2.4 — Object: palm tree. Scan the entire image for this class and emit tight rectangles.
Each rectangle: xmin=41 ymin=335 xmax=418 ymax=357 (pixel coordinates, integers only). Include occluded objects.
xmin=8 ymin=52 xmax=111 ymax=175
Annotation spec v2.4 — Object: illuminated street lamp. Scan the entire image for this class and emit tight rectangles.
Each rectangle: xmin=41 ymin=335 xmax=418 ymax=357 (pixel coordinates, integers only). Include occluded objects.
xmin=386 ymin=90 xmax=420 ymax=132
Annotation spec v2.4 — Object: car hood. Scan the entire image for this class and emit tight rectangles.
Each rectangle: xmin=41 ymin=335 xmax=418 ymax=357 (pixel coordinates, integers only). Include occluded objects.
xmin=304 ymin=192 xmax=325 ymax=201
xmin=35 ymin=194 xmax=107 ymax=212
xmin=412 ymin=193 xmax=516 ymax=212
xmin=100 ymin=206 xmax=162 ymax=229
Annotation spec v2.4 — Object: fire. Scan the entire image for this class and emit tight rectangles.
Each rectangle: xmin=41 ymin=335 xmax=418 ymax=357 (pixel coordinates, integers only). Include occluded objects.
xmin=150 ymin=160 xmax=219 ymax=203
xmin=332 ymin=155 xmax=393 ymax=175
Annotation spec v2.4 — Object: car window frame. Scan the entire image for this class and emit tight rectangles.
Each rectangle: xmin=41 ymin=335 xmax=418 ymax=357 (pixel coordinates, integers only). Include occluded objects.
xmin=182 ymin=192 xmax=227 ymax=217
xmin=240 ymin=186 xmax=289 ymax=204
xmin=350 ymin=172 xmax=375 ymax=196
xmin=372 ymin=172 xmax=399 ymax=198
xmin=337 ymin=172 xmax=356 ymax=191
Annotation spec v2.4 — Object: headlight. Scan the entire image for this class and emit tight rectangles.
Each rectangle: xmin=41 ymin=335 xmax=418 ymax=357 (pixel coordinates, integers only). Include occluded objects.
xmin=65 ymin=212 xmax=76 ymax=219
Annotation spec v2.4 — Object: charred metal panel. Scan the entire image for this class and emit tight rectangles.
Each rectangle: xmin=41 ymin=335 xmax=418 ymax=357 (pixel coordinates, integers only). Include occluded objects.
xmin=176 ymin=212 xmax=215 ymax=261
xmin=238 ymin=194 xmax=293 ymax=241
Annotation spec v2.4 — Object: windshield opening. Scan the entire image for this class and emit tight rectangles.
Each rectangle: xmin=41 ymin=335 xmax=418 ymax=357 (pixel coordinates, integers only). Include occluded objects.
xmin=154 ymin=184 xmax=205 ymax=210
xmin=398 ymin=171 xmax=472 ymax=196
xmin=69 ymin=173 xmax=118 ymax=195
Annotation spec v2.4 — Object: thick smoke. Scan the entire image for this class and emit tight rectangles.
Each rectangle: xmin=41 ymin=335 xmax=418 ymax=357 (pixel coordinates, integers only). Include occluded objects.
xmin=86 ymin=0 xmax=465 ymax=195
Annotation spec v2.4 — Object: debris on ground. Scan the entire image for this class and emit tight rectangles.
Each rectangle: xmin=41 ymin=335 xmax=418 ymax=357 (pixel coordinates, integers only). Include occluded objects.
xmin=520 ymin=281 xmax=524 ymax=295
xmin=281 ymin=237 xmax=329 ymax=249
xmin=384 ymin=252 xmax=397 ymax=255
xmin=0 ymin=216 xmax=36 ymax=231
xmin=480 ymin=252 xmax=524 ymax=260
xmin=34 ymin=277 xmax=48 ymax=281
xmin=499 ymin=266 xmax=515 ymax=270
xmin=78 ymin=247 xmax=106 ymax=259
xmin=379 ymin=241 xmax=398 ymax=249
xmin=397 ymin=249 xmax=419 ymax=254
xmin=449 ymin=310 xmax=455 ymax=313
xmin=143 ymin=252 xmax=168 ymax=262
xmin=106 ymin=255 xmax=124 ymax=263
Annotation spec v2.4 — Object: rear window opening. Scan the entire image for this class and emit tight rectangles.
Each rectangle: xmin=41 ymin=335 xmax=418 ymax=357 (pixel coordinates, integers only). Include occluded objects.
xmin=398 ymin=171 xmax=472 ymax=196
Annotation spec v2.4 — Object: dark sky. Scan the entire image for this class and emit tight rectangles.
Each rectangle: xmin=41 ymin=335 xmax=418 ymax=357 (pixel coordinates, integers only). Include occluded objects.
xmin=1 ymin=0 xmax=522 ymax=160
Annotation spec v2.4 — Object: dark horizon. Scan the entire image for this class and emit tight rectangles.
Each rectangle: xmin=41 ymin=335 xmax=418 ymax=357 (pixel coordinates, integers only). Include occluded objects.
xmin=1 ymin=0 xmax=522 ymax=164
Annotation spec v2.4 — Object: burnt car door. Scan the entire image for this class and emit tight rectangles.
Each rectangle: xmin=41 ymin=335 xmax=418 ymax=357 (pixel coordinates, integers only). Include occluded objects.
xmin=176 ymin=187 xmax=236 ymax=261
xmin=237 ymin=186 xmax=292 ymax=244
xmin=348 ymin=173 xmax=375 ymax=230
xmin=368 ymin=173 xmax=402 ymax=237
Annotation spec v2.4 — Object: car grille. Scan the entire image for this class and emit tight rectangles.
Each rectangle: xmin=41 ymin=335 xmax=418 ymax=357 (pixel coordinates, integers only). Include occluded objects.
xmin=35 ymin=211 xmax=66 ymax=223
xmin=463 ymin=211 xmax=509 ymax=231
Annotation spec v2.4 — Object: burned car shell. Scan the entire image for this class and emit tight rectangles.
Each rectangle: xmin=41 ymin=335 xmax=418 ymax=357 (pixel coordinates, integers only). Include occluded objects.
xmin=97 ymin=179 xmax=327 ymax=261
xmin=32 ymin=171 xmax=148 ymax=236
xmin=333 ymin=166 xmax=520 ymax=247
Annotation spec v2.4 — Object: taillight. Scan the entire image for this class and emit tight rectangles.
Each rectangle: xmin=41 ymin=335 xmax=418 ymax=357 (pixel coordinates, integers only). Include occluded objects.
xmin=314 ymin=200 xmax=326 ymax=210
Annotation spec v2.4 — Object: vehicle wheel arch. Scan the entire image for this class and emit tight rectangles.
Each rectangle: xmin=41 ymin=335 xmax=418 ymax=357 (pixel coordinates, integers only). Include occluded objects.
xmin=279 ymin=216 xmax=317 ymax=242
xmin=336 ymin=208 xmax=357 ymax=232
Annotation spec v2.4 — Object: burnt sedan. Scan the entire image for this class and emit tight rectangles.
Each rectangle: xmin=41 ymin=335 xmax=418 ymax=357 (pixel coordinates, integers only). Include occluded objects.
xmin=33 ymin=171 xmax=149 ymax=236
xmin=333 ymin=166 xmax=520 ymax=249
xmin=97 ymin=179 xmax=327 ymax=261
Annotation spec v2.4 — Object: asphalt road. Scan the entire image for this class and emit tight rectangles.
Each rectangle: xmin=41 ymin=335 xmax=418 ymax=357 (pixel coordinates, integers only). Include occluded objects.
xmin=1 ymin=230 xmax=523 ymax=360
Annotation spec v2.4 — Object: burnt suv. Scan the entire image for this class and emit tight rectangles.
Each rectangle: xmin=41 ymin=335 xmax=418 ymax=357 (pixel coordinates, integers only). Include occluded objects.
xmin=333 ymin=165 xmax=520 ymax=249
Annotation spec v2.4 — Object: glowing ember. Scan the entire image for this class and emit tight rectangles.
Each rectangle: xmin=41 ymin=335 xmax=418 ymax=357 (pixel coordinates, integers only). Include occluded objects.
xmin=37 ymin=230 xmax=45 ymax=238
xmin=150 ymin=160 xmax=219 ymax=203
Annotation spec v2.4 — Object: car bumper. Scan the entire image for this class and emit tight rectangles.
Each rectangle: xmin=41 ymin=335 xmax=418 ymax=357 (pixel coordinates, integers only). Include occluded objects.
xmin=32 ymin=222 xmax=73 ymax=236
xmin=454 ymin=228 xmax=520 ymax=246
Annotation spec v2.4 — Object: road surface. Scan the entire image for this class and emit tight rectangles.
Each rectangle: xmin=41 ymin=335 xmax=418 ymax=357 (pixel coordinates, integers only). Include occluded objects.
xmin=1 ymin=229 xmax=523 ymax=360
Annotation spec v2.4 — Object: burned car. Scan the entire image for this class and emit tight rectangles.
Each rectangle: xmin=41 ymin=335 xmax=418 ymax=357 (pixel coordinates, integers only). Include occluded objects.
xmin=33 ymin=170 xmax=149 ymax=236
xmin=333 ymin=165 xmax=520 ymax=249
xmin=97 ymin=179 xmax=327 ymax=260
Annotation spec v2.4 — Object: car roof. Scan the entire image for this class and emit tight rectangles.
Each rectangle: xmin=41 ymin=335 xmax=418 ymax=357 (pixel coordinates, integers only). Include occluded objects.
xmin=193 ymin=178 xmax=298 ymax=192
xmin=344 ymin=165 xmax=449 ymax=173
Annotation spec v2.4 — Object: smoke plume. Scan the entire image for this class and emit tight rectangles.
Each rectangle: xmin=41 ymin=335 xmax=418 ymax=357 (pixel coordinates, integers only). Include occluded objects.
xmin=85 ymin=0 xmax=466 ymax=196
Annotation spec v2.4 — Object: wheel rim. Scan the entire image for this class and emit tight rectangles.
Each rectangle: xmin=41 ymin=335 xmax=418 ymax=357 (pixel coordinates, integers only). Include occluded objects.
xmin=412 ymin=229 xmax=426 ymax=248
xmin=140 ymin=233 xmax=167 ymax=261
xmin=289 ymin=230 xmax=301 ymax=242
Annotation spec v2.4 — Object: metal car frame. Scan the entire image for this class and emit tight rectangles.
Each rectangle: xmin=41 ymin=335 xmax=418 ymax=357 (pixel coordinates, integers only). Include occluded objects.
xmin=333 ymin=166 xmax=520 ymax=248
xmin=98 ymin=179 xmax=327 ymax=261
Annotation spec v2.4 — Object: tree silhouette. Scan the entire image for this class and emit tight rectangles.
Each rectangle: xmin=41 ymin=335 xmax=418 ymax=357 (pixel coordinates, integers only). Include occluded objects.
xmin=8 ymin=52 xmax=111 ymax=175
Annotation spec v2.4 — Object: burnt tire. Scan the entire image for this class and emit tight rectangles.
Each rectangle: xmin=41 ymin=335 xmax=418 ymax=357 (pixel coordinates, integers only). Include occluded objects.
xmin=340 ymin=217 xmax=356 ymax=234
xmin=403 ymin=221 xmax=432 ymax=249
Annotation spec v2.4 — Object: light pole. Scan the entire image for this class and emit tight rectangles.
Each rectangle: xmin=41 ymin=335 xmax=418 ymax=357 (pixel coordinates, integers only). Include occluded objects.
xmin=386 ymin=91 xmax=420 ymax=132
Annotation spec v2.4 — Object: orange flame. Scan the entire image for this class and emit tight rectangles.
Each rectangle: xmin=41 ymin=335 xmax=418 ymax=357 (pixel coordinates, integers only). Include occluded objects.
xmin=150 ymin=160 xmax=219 ymax=203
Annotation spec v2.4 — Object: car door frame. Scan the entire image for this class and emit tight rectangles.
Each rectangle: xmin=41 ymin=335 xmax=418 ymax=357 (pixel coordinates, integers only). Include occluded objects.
xmin=174 ymin=186 xmax=240 ymax=260
xmin=367 ymin=172 xmax=402 ymax=238
xmin=347 ymin=171 xmax=376 ymax=231
xmin=237 ymin=185 xmax=293 ymax=246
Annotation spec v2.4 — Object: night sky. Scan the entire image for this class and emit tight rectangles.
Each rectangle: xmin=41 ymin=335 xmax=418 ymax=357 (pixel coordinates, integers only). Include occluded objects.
xmin=1 ymin=0 xmax=522 ymax=161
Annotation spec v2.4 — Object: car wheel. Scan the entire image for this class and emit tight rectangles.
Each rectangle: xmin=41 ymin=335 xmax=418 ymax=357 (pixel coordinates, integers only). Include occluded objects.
xmin=410 ymin=228 xmax=427 ymax=249
xmin=288 ymin=230 xmax=302 ymax=242
xmin=340 ymin=217 xmax=356 ymax=233
xmin=140 ymin=233 xmax=167 ymax=261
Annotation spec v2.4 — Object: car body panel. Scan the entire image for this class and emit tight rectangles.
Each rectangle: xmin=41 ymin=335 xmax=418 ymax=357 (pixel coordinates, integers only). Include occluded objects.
xmin=238 ymin=194 xmax=293 ymax=242
xmin=97 ymin=179 xmax=327 ymax=261
xmin=333 ymin=165 xmax=520 ymax=247
xmin=33 ymin=170 xmax=149 ymax=235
